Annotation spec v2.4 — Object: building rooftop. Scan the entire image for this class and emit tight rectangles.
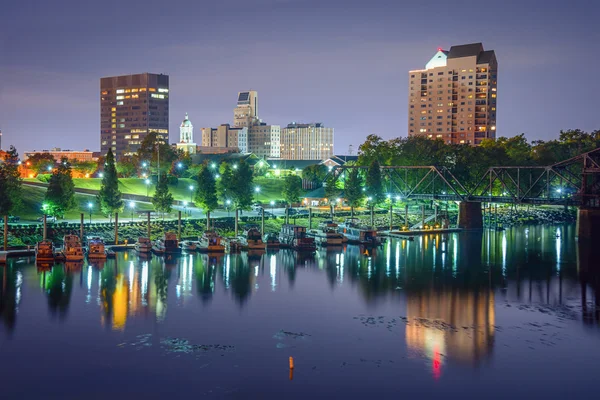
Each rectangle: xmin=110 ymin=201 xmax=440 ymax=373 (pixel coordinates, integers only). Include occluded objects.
xmin=447 ymin=43 xmax=484 ymax=59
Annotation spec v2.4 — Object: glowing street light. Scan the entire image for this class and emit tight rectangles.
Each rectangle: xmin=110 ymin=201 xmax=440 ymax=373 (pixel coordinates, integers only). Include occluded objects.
xmin=183 ymin=201 xmax=189 ymax=217
xmin=87 ymin=202 xmax=93 ymax=223
xmin=395 ymin=195 xmax=401 ymax=201
xmin=215 ymin=174 xmax=220 ymax=179
xmin=233 ymin=164 xmax=238 ymax=170
xmin=226 ymin=199 xmax=231 ymax=216
xmin=142 ymin=161 xmax=147 ymax=168
xmin=145 ymin=178 xmax=151 ymax=197
xmin=177 ymin=162 xmax=183 ymax=169
xmin=255 ymin=187 xmax=261 ymax=193
xmin=556 ymin=188 xmax=563 ymax=194
xmin=129 ymin=201 xmax=135 ymax=222
xmin=270 ymin=200 xmax=275 ymax=214
xmin=99 ymin=172 xmax=104 ymax=178
xmin=210 ymin=163 xmax=216 ymax=169
xmin=47 ymin=165 xmax=52 ymax=172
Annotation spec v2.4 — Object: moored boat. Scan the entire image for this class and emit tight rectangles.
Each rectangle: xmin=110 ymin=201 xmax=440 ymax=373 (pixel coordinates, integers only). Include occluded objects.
xmin=337 ymin=218 xmax=380 ymax=246
xmin=242 ymin=228 xmax=266 ymax=250
xmin=226 ymin=238 xmax=243 ymax=253
xmin=63 ymin=235 xmax=84 ymax=261
xmin=181 ymin=240 xmax=197 ymax=252
xmin=135 ymin=237 xmax=152 ymax=254
xmin=153 ymin=232 xmax=182 ymax=256
xmin=87 ymin=236 xmax=107 ymax=259
xmin=35 ymin=240 xmax=55 ymax=263
xmin=279 ymin=224 xmax=316 ymax=252
xmin=198 ymin=230 xmax=225 ymax=253
xmin=308 ymin=221 xmax=345 ymax=246
xmin=264 ymin=233 xmax=281 ymax=249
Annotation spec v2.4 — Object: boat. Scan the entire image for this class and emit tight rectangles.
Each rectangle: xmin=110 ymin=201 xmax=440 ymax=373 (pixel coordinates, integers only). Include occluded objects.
xmin=337 ymin=218 xmax=380 ymax=246
xmin=87 ymin=236 xmax=107 ymax=259
xmin=198 ymin=230 xmax=225 ymax=253
xmin=226 ymin=238 xmax=243 ymax=253
xmin=153 ymin=232 xmax=182 ymax=256
xmin=241 ymin=228 xmax=266 ymax=250
xmin=264 ymin=233 xmax=281 ymax=249
xmin=308 ymin=221 xmax=345 ymax=246
xmin=35 ymin=240 xmax=55 ymax=263
xmin=63 ymin=235 xmax=84 ymax=261
xmin=134 ymin=237 xmax=152 ymax=254
xmin=181 ymin=240 xmax=197 ymax=252
xmin=279 ymin=224 xmax=316 ymax=252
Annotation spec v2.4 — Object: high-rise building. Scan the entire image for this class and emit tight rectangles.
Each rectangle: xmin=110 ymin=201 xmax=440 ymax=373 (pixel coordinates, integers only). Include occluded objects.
xmin=233 ymin=91 xmax=259 ymax=128
xmin=176 ymin=113 xmax=196 ymax=154
xmin=280 ymin=122 xmax=334 ymax=160
xmin=408 ymin=43 xmax=497 ymax=145
xmin=100 ymin=73 xmax=169 ymax=159
xmin=200 ymin=124 xmax=248 ymax=153
xmin=248 ymin=124 xmax=280 ymax=158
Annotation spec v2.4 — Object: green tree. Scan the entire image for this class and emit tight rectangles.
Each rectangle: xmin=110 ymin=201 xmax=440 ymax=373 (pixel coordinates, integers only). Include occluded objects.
xmin=194 ymin=163 xmax=218 ymax=215
xmin=72 ymin=160 xmax=98 ymax=177
xmin=365 ymin=160 xmax=384 ymax=204
xmin=45 ymin=158 xmax=76 ymax=218
xmin=97 ymin=149 xmax=123 ymax=222
xmin=302 ymin=164 xmax=327 ymax=185
xmin=324 ymin=173 xmax=341 ymax=200
xmin=283 ymin=175 xmax=303 ymax=206
xmin=0 ymin=146 xmax=23 ymax=216
xmin=230 ymin=161 xmax=254 ymax=210
xmin=152 ymin=172 xmax=173 ymax=219
xmin=25 ymin=152 xmax=56 ymax=174
xmin=218 ymin=162 xmax=234 ymax=199
xmin=115 ymin=155 xmax=137 ymax=178
xmin=344 ymin=168 xmax=364 ymax=217
xmin=136 ymin=132 xmax=177 ymax=176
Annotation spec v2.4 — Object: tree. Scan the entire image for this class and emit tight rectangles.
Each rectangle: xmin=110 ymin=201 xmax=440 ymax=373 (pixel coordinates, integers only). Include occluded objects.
xmin=365 ymin=160 xmax=384 ymax=205
xmin=45 ymin=158 xmax=76 ymax=218
xmin=152 ymin=172 xmax=173 ymax=219
xmin=302 ymin=164 xmax=327 ymax=185
xmin=230 ymin=160 xmax=254 ymax=210
xmin=136 ymin=132 xmax=178 ymax=176
xmin=344 ymin=169 xmax=364 ymax=217
xmin=194 ymin=163 xmax=218 ymax=216
xmin=71 ymin=160 xmax=98 ymax=177
xmin=283 ymin=175 xmax=303 ymax=206
xmin=218 ymin=162 xmax=234 ymax=199
xmin=115 ymin=155 xmax=137 ymax=178
xmin=97 ymin=149 xmax=123 ymax=222
xmin=324 ymin=173 xmax=341 ymax=200
xmin=0 ymin=146 xmax=23 ymax=216
xmin=25 ymin=152 xmax=56 ymax=174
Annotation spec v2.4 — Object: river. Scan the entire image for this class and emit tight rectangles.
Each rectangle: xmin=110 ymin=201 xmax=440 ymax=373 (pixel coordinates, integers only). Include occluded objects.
xmin=1 ymin=224 xmax=599 ymax=399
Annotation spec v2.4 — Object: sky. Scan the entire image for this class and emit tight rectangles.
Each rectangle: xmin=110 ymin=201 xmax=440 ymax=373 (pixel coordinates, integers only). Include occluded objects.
xmin=1 ymin=0 xmax=599 ymax=155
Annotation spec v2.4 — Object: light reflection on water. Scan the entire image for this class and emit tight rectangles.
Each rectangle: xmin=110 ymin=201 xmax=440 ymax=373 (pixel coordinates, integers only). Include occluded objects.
xmin=1 ymin=224 xmax=600 ymax=398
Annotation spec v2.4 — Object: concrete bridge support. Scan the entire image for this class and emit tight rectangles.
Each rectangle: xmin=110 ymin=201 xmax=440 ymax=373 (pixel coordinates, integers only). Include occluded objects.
xmin=457 ymin=201 xmax=483 ymax=230
xmin=577 ymin=208 xmax=600 ymax=240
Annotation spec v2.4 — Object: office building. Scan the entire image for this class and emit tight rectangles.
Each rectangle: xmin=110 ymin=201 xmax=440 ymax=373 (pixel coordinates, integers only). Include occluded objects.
xmin=176 ymin=113 xmax=196 ymax=154
xmin=200 ymin=124 xmax=248 ymax=154
xmin=23 ymin=148 xmax=97 ymax=162
xmin=100 ymin=73 xmax=169 ymax=158
xmin=248 ymin=124 xmax=280 ymax=158
xmin=233 ymin=91 xmax=259 ymax=128
xmin=408 ymin=43 xmax=497 ymax=145
xmin=280 ymin=122 xmax=334 ymax=160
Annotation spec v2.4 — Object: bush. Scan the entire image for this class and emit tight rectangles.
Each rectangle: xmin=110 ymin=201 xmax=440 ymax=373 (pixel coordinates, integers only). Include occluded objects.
xmin=37 ymin=174 xmax=52 ymax=183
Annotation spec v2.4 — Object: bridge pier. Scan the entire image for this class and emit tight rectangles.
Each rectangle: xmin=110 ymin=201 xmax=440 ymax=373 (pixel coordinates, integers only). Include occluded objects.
xmin=577 ymin=208 xmax=600 ymax=240
xmin=457 ymin=201 xmax=483 ymax=230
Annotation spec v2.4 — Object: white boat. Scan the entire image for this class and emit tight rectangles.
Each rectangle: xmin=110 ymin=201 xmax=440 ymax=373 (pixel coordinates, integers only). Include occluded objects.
xmin=63 ymin=235 xmax=84 ymax=261
xmin=241 ymin=228 xmax=266 ymax=250
xmin=87 ymin=236 xmax=107 ymax=259
xmin=182 ymin=240 xmax=197 ymax=252
xmin=135 ymin=237 xmax=152 ymax=254
xmin=198 ymin=230 xmax=225 ymax=253
xmin=153 ymin=232 xmax=182 ymax=256
xmin=35 ymin=240 xmax=55 ymax=263
xmin=337 ymin=218 xmax=380 ymax=246
xmin=279 ymin=224 xmax=316 ymax=252
xmin=308 ymin=221 xmax=345 ymax=246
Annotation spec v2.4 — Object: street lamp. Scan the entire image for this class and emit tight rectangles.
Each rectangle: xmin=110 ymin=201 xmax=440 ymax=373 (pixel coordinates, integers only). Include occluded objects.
xmin=142 ymin=162 xmax=147 ymax=168
xmin=215 ymin=174 xmax=220 ymax=179
xmin=183 ymin=201 xmax=188 ymax=218
xmin=177 ymin=162 xmax=183 ymax=169
xmin=270 ymin=200 xmax=275 ymax=214
xmin=47 ymin=165 xmax=52 ymax=172
xmin=189 ymin=185 xmax=194 ymax=202
xmin=395 ymin=195 xmax=401 ymax=201
xmin=88 ymin=202 xmax=93 ymax=224
xmin=210 ymin=163 xmax=216 ymax=169
xmin=226 ymin=199 xmax=231 ymax=217
xmin=255 ymin=186 xmax=261 ymax=193
xmin=129 ymin=201 xmax=135 ymax=222
xmin=145 ymin=178 xmax=151 ymax=197
xmin=99 ymin=172 xmax=104 ymax=178
xmin=233 ymin=164 xmax=238 ymax=170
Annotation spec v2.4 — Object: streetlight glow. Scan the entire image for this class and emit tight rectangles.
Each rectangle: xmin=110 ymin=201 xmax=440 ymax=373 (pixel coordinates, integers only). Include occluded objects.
xmin=233 ymin=164 xmax=238 ymax=169
xmin=210 ymin=163 xmax=216 ymax=169
xmin=177 ymin=162 xmax=183 ymax=169
xmin=215 ymin=174 xmax=220 ymax=179
xmin=99 ymin=172 xmax=104 ymax=178
xmin=255 ymin=187 xmax=261 ymax=193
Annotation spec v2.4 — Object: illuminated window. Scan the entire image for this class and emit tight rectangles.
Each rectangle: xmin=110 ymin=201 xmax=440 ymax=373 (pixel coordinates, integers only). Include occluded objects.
xmin=111 ymin=107 xmax=116 ymax=111
xmin=116 ymin=95 xmax=124 ymax=100
xmin=101 ymin=91 xmax=108 ymax=95
xmin=125 ymin=89 xmax=131 ymax=93
xmin=139 ymin=88 xmax=146 ymax=92
xmin=131 ymin=94 xmax=139 ymax=99
xmin=158 ymin=88 xmax=169 ymax=93
xmin=116 ymin=89 xmax=125 ymax=94
xmin=117 ymin=101 xmax=123 ymax=105
xmin=131 ymin=88 xmax=138 ymax=93
xmin=132 ymin=135 xmax=139 ymax=139
xmin=149 ymin=88 xmax=156 ymax=92
xmin=151 ymin=93 xmax=165 ymax=99
xmin=111 ymin=124 xmax=116 ymax=128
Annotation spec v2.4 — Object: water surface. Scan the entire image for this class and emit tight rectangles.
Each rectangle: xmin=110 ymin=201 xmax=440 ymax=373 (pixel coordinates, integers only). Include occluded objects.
xmin=1 ymin=224 xmax=599 ymax=399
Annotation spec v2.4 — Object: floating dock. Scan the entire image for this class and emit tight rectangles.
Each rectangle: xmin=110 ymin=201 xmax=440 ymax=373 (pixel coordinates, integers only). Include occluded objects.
xmin=384 ymin=228 xmax=463 ymax=238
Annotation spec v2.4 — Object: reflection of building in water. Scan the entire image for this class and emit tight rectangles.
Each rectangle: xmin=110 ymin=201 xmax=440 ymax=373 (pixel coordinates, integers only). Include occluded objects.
xmin=112 ymin=274 xmax=128 ymax=331
xmin=406 ymin=289 xmax=495 ymax=376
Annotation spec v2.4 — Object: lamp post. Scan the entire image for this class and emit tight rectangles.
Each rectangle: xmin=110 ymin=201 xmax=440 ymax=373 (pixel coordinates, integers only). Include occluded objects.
xmin=270 ymin=200 xmax=275 ymax=215
xmin=226 ymin=199 xmax=231 ymax=217
xmin=183 ymin=201 xmax=188 ymax=218
xmin=189 ymin=185 xmax=194 ymax=202
xmin=88 ymin=202 xmax=93 ymax=224
xmin=145 ymin=178 xmax=151 ymax=197
xmin=129 ymin=201 xmax=135 ymax=223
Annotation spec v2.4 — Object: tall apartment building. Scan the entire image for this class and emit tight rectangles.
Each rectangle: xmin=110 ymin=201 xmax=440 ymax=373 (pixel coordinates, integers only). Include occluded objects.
xmin=408 ymin=43 xmax=497 ymax=145
xmin=249 ymin=124 xmax=280 ymax=159
xmin=233 ymin=91 xmax=259 ymax=128
xmin=100 ymin=73 xmax=169 ymax=158
xmin=201 ymin=124 xmax=248 ymax=153
xmin=280 ymin=122 xmax=334 ymax=160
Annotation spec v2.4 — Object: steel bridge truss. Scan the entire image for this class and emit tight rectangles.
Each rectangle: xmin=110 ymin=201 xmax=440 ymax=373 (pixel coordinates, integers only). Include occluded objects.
xmin=326 ymin=147 xmax=600 ymax=206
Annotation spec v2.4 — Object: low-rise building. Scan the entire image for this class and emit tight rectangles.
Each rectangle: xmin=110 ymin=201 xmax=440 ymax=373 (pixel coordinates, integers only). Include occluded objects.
xmin=201 ymin=124 xmax=248 ymax=153
xmin=23 ymin=148 xmax=97 ymax=162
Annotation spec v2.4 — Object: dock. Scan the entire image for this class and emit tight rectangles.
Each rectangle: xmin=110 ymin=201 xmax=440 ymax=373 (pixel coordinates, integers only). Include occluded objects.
xmin=384 ymin=228 xmax=463 ymax=238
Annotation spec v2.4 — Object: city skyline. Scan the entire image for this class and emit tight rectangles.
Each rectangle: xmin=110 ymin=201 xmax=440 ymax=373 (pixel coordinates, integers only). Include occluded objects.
xmin=1 ymin=0 xmax=599 ymax=154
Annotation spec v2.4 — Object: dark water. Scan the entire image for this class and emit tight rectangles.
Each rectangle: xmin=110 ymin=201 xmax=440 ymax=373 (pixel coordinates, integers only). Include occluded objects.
xmin=1 ymin=224 xmax=599 ymax=399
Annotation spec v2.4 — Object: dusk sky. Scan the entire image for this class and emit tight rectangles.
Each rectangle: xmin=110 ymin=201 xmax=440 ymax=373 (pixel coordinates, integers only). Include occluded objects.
xmin=1 ymin=0 xmax=599 ymax=155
